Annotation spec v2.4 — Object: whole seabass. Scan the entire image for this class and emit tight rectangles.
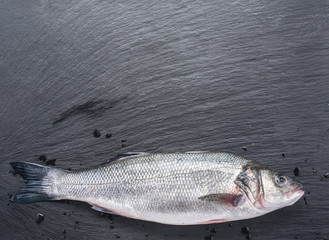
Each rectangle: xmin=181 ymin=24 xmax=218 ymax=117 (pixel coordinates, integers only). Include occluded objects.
xmin=10 ymin=152 xmax=304 ymax=225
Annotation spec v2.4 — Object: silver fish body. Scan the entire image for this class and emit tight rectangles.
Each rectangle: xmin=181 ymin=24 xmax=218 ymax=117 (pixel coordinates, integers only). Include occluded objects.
xmin=10 ymin=152 xmax=304 ymax=225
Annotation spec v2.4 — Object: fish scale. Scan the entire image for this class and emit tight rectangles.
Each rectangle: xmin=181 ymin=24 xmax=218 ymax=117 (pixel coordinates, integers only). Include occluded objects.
xmin=52 ymin=153 xmax=248 ymax=224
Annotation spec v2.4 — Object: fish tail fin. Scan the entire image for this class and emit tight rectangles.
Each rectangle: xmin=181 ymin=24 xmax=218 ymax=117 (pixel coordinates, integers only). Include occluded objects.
xmin=10 ymin=162 xmax=60 ymax=203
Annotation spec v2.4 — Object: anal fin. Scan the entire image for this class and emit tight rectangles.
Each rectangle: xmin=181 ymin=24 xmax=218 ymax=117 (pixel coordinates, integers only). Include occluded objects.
xmin=91 ymin=205 xmax=116 ymax=215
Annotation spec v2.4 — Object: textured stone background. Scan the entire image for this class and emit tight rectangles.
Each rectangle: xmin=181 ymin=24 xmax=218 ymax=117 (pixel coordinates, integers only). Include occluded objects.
xmin=1 ymin=0 xmax=329 ymax=239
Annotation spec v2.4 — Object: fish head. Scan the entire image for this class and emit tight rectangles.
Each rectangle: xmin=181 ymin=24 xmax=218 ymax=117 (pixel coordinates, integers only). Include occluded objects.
xmin=235 ymin=163 xmax=304 ymax=212
xmin=259 ymin=169 xmax=304 ymax=210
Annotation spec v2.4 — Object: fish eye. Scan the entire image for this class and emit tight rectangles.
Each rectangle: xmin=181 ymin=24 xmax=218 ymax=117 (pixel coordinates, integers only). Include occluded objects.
xmin=274 ymin=175 xmax=288 ymax=186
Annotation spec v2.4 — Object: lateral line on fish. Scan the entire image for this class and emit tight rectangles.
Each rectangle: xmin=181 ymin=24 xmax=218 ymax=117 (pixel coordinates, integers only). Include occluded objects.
xmin=64 ymin=169 xmax=233 ymax=185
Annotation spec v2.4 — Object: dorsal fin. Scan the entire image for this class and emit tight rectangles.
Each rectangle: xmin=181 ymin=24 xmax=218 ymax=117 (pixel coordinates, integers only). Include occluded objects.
xmin=184 ymin=151 xmax=209 ymax=154
xmin=102 ymin=152 xmax=150 ymax=165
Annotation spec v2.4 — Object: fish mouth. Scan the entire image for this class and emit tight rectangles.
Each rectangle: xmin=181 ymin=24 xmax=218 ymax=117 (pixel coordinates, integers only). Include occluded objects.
xmin=294 ymin=189 xmax=305 ymax=196
xmin=285 ymin=182 xmax=304 ymax=204
xmin=289 ymin=189 xmax=304 ymax=205
xmin=294 ymin=182 xmax=303 ymax=191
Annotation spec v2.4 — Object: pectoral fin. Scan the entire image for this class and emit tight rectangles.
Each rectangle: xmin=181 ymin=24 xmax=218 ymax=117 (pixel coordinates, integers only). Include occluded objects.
xmin=198 ymin=193 xmax=244 ymax=207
